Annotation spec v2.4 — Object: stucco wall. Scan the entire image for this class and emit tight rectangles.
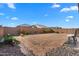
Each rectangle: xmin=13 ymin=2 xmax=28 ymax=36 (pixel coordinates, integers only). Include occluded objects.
xmin=3 ymin=27 xmax=18 ymax=36
xmin=0 ymin=27 xmax=4 ymax=37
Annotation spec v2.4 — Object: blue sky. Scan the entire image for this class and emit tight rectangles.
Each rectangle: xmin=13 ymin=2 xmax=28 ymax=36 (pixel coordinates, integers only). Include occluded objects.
xmin=0 ymin=3 xmax=78 ymax=28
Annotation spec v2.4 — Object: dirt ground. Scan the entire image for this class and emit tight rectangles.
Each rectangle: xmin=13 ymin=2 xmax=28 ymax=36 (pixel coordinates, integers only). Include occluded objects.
xmin=16 ymin=33 xmax=68 ymax=56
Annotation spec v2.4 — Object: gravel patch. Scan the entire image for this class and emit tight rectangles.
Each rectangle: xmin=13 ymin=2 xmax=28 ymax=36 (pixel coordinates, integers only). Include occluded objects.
xmin=46 ymin=44 xmax=79 ymax=56
xmin=0 ymin=44 xmax=25 ymax=56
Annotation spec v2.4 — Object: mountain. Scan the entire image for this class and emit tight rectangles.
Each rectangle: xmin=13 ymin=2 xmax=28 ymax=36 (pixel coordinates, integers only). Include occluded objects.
xmin=17 ymin=24 xmax=62 ymax=29
xmin=32 ymin=24 xmax=48 ymax=28
xmin=17 ymin=24 xmax=31 ymax=27
xmin=49 ymin=27 xmax=62 ymax=29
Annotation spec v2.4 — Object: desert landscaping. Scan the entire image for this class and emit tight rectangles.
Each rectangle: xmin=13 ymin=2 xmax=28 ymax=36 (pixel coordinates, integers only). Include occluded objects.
xmin=0 ymin=33 xmax=79 ymax=56
xmin=0 ymin=25 xmax=79 ymax=56
xmin=0 ymin=33 xmax=68 ymax=56
xmin=0 ymin=3 xmax=79 ymax=56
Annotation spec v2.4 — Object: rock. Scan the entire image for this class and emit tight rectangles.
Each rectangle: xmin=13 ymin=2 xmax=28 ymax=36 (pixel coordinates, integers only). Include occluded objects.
xmin=0 ymin=38 xmax=4 ymax=43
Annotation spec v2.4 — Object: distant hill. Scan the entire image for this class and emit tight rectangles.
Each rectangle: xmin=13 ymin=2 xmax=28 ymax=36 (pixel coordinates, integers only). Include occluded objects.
xmin=16 ymin=24 xmax=62 ymax=29
xmin=17 ymin=24 xmax=31 ymax=27
xmin=49 ymin=27 xmax=62 ymax=29
xmin=32 ymin=24 xmax=48 ymax=28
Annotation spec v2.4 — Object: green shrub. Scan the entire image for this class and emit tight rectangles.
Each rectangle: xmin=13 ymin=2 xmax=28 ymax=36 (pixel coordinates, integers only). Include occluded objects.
xmin=3 ymin=34 xmax=19 ymax=46
xmin=43 ymin=28 xmax=55 ymax=33
xmin=17 ymin=30 xmax=24 ymax=35
xmin=18 ymin=30 xmax=31 ymax=35
xmin=25 ymin=31 xmax=31 ymax=35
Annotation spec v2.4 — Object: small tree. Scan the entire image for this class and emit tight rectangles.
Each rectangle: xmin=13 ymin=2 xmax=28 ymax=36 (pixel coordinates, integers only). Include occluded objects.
xmin=25 ymin=31 xmax=31 ymax=35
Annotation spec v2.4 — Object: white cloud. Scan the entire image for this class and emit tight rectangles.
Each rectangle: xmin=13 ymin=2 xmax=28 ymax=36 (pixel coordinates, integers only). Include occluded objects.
xmin=70 ymin=6 xmax=78 ymax=10
xmin=60 ymin=8 xmax=70 ymax=12
xmin=66 ymin=16 xmax=74 ymax=19
xmin=52 ymin=3 xmax=60 ymax=8
xmin=0 ymin=13 xmax=4 ymax=16
xmin=65 ymin=16 xmax=74 ymax=22
xmin=65 ymin=19 xmax=70 ymax=22
xmin=11 ymin=17 xmax=18 ymax=20
xmin=7 ymin=3 xmax=16 ymax=9
xmin=60 ymin=6 xmax=78 ymax=12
